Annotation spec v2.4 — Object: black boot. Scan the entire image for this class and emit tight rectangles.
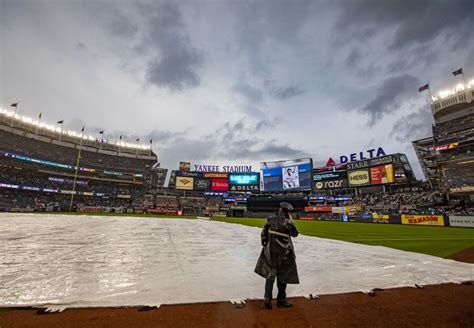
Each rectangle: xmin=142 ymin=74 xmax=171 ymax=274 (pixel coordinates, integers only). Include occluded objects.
xmin=277 ymin=300 xmax=292 ymax=308
xmin=264 ymin=300 xmax=273 ymax=309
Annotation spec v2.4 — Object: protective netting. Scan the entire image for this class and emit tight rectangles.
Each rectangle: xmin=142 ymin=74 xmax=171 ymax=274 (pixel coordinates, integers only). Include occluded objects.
xmin=1 ymin=214 xmax=473 ymax=310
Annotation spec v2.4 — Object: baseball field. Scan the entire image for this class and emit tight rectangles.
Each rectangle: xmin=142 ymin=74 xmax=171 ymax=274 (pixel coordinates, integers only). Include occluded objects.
xmin=213 ymin=217 xmax=474 ymax=258
xmin=1 ymin=213 xmax=473 ymax=327
xmin=43 ymin=212 xmax=474 ymax=258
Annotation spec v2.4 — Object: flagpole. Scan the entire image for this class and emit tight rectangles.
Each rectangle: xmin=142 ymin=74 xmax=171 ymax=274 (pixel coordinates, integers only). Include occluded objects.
xmin=69 ymin=133 xmax=83 ymax=212
xmin=10 ymin=104 xmax=18 ymax=127
xmin=58 ymin=121 xmax=64 ymax=141
xmin=35 ymin=113 xmax=42 ymax=135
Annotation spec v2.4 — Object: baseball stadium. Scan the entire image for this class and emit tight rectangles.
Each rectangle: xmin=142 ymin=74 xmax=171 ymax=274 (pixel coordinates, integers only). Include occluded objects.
xmin=1 ymin=1 xmax=474 ymax=326
xmin=1 ymin=77 xmax=473 ymax=328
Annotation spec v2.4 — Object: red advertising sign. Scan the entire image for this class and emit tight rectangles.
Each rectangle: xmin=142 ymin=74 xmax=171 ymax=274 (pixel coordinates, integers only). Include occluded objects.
xmin=433 ymin=143 xmax=458 ymax=152
xmin=211 ymin=178 xmax=229 ymax=191
xmin=304 ymin=206 xmax=332 ymax=212
xmin=370 ymin=164 xmax=395 ymax=185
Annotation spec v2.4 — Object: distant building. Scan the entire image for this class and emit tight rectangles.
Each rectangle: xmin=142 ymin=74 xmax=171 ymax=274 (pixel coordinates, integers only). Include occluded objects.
xmin=413 ymin=78 xmax=474 ymax=197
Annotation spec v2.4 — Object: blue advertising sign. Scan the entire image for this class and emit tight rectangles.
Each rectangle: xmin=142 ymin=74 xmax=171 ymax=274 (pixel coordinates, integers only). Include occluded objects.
xmin=229 ymin=173 xmax=259 ymax=185
xmin=229 ymin=173 xmax=260 ymax=192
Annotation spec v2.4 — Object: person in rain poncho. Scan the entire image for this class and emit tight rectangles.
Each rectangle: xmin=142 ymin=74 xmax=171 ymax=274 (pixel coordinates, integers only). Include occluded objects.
xmin=255 ymin=202 xmax=299 ymax=309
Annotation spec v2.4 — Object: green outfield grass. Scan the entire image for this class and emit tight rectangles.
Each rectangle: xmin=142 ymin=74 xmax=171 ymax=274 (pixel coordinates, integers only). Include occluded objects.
xmin=212 ymin=217 xmax=474 ymax=258
xmin=18 ymin=212 xmax=474 ymax=258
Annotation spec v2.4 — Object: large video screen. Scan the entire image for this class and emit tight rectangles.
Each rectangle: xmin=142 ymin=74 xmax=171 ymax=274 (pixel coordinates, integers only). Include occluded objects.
xmin=229 ymin=173 xmax=260 ymax=192
xmin=260 ymin=158 xmax=312 ymax=192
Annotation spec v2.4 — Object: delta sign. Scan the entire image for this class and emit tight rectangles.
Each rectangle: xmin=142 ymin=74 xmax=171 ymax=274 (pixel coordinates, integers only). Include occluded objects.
xmin=327 ymin=147 xmax=387 ymax=165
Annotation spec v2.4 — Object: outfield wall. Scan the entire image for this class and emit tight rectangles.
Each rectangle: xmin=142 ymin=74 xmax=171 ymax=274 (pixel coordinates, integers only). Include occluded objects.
xmin=300 ymin=212 xmax=474 ymax=228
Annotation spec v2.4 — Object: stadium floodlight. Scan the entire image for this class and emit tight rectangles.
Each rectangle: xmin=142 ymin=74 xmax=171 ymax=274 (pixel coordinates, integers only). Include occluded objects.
xmin=431 ymin=78 xmax=473 ymax=102
xmin=0 ymin=107 xmax=152 ymax=151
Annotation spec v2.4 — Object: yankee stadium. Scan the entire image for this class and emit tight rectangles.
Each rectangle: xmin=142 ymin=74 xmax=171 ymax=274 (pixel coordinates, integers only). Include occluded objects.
xmin=1 ymin=1 xmax=473 ymax=327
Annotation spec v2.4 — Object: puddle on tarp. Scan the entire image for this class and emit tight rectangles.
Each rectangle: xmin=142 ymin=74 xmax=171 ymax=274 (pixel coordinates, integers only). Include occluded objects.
xmin=1 ymin=213 xmax=473 ymax=310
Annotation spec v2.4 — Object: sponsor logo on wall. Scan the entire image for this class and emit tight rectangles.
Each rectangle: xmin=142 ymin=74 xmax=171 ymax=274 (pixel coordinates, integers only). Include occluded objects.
xmin=211 ymin=178 xmax=229 ymax=191
xmin=339 ymin=147 xmax=386 ymax=163
xmin=314 ymin=179 xmax=348 ymax=189
xmin=313 ymin=171 xmax=347 ymax=181
xmin=401 ymin=215 xmax=444 ymax=226
xmin=449 ymin=186 xmax=474 ymax=193
xmin=348 ymin=169 xmax=370 ymax=187
xmin=230 ymin=185 xmax=259 ymax=191
xmin=370 ymin=164 xmax=395 ymax=185
xmin=449 ymin=216 xmax=474 ymax=228
xmin=347 ymin=160 xmax=370 ymax=170
xmin=370 ymin=155 xmax=393 ymax=167
xmin=176 ymin=176 xmax=194 ymax=190
xmin=193 ymin=178 xmax=211 ymax=191
xmin=229 ymin=173 xmax=260 ymax=192
xmin=203 ymin=172 xmax=229 ymax=179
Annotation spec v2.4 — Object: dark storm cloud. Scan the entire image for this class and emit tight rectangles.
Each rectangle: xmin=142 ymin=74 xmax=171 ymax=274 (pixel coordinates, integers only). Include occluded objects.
xmin=232 ymin=82 xmax=264 ymax=104
xmin=107 ymin=11 xmax=138 ymax=38
xmin=240 ymin=143 xmax=308 ymax=160
xmin=345 ymin=49 xmax=362 ymax=68
xmin=390 ymin=106 xmax=433 ymax=143
xmin=361 ymin=74 xmax=420 ymax=125
xmin=145 ymin=119 xmax=306 ymax=166
xmin=140 ymin=3 xmax=203 ymax=90
xmin=335 ymin=0 xmax=474 ymax=49
xmin=271 ymin=85 xmax=306 ymax=100
xmin=263 ymin=80 xmax=306 ymax=100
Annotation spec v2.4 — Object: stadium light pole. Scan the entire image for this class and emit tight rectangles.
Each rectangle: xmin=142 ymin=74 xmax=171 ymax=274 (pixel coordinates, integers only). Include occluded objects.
xmin=69 ymin=127 xmax=84 ymax=212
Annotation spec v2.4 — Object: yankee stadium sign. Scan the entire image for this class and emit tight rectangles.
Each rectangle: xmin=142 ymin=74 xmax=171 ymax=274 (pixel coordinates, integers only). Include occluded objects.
xmin=192 ymin=164 xmax=253 ymax=173
xmin=339 ymin=147 xmax=386 ymax=164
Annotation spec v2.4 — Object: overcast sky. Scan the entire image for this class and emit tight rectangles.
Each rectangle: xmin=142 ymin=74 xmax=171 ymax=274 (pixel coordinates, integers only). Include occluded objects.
xmin=1 ymin=0 xmax=473 ymax=178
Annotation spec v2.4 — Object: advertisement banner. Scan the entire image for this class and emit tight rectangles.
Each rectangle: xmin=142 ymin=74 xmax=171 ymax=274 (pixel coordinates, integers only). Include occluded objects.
xmin=449 ymin=216 xmax=474 ymax=228
xmin=348 ymin=169 xmax=370 ymax=187
xmin=229 ymin=174 xmax=260 ymax=192
xmin=193 ymin=178 xmax=211 ymax=191
xmin=313 ymin=171 xmax=347 ymax=181
xmin=229 ymin=172 xmax=258 ymax=183
xmin=372 ymin=213 xmax=390 ymax=223
xmin=313 ymin=179 xmax=348 ymax=190
xmin=176 ymin=176 xmax=194 ymax=190
xmin=370 ymin=155 xmax=393 ymax=167
xmin=401 ymin=215 xmax=444 ymax=226
xmin=304 ymin=206 xmax=332 ymax=212
xmin=211 ymin=178 xmax=229 ymax=191
xmin=331 ymin=207 xmax=346 ymax=214
xmin=203 ymin=172 xmax=229 ymax=179
xmin=261 ymin=158 xmax=312 ymax=192
xmin=347 ymin=160 xmax=370 ymax=170
xmin=370 ymin=164 xmax=395 ymax=185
